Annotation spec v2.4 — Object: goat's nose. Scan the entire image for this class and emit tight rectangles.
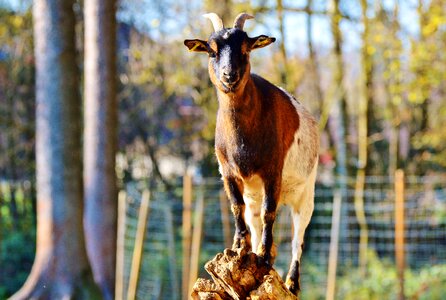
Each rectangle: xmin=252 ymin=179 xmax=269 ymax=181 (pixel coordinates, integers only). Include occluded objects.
xmin=222 ymin=70 xmax=238 ymax=83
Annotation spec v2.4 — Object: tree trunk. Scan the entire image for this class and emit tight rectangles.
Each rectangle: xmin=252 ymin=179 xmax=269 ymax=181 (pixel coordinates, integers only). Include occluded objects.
xmin=83 ymin=0 xmax=118 ymax=299
xmin=305 ymin=0 xmax=324 ymax=117
xmin=205 ymin=0 xmax=232 ymax=25
xmin=11 ymin=0 xmax=100 ymax=299
xmin=6 ymin=81 xmax=20 ymax=230
xmin=277 ymin=0 xmax=289 ymax=88
xmin=327 ymin=0 xmax=350 ymax=262
xmin=417 ymin=0 xmax=430 ymax=133
xmin=192 ymin=247 xmax=298 ymax=300
xmin=385 ymin=1 xmax=402 ymax=176
xmin=8 ymin=181 xmax=20 ymax=230
xmin=354 ymin=0 xmax=372 ymax=274
xmin=328 ymin=0 xmax=349 ymax=179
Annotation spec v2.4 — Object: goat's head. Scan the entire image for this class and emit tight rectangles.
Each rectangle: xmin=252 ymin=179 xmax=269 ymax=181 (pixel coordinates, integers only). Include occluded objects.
xmin=184 ymin=13 xmax=276 ymax=94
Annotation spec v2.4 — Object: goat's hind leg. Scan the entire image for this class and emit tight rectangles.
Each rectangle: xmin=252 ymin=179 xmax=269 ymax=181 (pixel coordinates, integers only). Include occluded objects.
xmin=286 ymin=185 xmax=315 ymax=295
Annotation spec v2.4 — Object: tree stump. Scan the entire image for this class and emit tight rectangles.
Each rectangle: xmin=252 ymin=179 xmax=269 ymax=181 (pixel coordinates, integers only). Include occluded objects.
xmin=191 ymin=247 xmax=298 ymax=300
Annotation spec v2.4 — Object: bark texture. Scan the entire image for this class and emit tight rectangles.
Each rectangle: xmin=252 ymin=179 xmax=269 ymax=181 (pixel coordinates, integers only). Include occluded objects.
xmin=11 ymin=0 xmax=100 ymax=299
xmin=83 ymin=0 xmax=118 ymax=299
xmin=191 ymin=248 xmax=298 ymax=300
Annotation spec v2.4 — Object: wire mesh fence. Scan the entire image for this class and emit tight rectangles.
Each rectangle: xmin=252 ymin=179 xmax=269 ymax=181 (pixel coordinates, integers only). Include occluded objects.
xmin=117 ymin=174 xmax=446 ymax=300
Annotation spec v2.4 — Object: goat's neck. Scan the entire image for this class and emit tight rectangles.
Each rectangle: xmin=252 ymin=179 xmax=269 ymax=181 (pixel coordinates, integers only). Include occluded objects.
xmin=216 ymin=76 xmax=260 ymax=125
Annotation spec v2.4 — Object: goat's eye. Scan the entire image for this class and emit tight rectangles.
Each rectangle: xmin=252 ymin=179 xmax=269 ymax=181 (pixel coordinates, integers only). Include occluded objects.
xmin=209 ymin=51 xmax=217 ymax=58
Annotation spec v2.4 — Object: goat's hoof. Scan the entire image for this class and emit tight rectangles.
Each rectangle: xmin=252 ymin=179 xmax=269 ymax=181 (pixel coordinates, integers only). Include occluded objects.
xmin=285 ymin=278 xmax=300 ymax=296
xmin=256 ymin=253 xmax=272 ymax=268
xmin=232 ymin=236 xmax=251 ymax=251
xmin=256 ymin=244 xmax=276 ymax=266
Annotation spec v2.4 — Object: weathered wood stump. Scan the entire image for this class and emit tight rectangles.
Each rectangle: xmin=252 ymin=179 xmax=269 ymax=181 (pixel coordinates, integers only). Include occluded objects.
xmin=191 ymin=247 xmax=298 ymax=300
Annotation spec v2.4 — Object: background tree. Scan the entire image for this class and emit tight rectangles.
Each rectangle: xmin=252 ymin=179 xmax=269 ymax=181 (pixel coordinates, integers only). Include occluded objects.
xmin=11 ymin=0 xmax=99 ymax=298
xmin=354 ymin=0 xmax=373 ymax=273
xmin=83 ymin=0 xmax=118 ymax=299
xmin=410 ymin=0 xmax=446 ymax=173
xmin=305 ymin=0 xmax=324 ymax=117
xmin=327 ymin=0 xmax=348 ymax=182
xmin=1 ymin=0 xmax=446 ymax=297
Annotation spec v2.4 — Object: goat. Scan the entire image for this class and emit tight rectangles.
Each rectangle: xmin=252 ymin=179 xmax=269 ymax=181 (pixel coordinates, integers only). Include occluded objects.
xmin=184 ymin=12 xmax=319 ymax=295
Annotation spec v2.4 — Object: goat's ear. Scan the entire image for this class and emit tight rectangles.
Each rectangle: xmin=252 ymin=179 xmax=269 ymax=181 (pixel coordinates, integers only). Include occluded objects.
xmin=184 ymin=39 xmax=209 ymax=53
xmin=249 ymin=35 xmax=276 ymax=50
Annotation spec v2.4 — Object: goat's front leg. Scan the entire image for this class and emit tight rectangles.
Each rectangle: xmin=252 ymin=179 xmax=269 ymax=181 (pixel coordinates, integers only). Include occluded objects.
xmin=223 ymin=177 xmax=251 ymax=250
xmin=257 ymin=181 xmax=280 ymax=266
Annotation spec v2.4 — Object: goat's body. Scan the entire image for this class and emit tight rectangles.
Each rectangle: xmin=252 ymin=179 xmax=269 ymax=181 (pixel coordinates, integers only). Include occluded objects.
xmin=240 ymin=82 xmax=318 ymax=207
xmin=215 ymin=74 xmax=319 ymax=292
xmin=185 ymin=13 xmax=318 ymax=295
xmin=242 ymin=103 xmax=318 ymax=207
xmin=216 ymin=74 xmax=318 ymax=204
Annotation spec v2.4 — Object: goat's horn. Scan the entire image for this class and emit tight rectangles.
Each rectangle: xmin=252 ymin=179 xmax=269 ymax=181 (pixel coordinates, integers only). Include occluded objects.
xmin=203 ymin=13 xmax=224 ymax=32
xmin=233 ymin=13 xmax=254 ymax=30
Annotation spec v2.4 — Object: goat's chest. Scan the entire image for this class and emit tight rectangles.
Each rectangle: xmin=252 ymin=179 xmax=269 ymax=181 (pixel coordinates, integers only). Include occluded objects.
xmin=216 ymin=126 xmax=278 ymax=179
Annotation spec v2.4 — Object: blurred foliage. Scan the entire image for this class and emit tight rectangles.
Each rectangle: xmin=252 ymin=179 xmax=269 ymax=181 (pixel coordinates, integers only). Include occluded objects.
xmin=0 ymin=7 xmax=35 ymax=181
xmin=0 ymin=230 xmax=35 ymax=299
xmin=1 ymin=0 xmax=446 ymax=297
xmin=0 ymin=7 xmax=35 ymax=296
xmin=0 ymin=181 xmax=36 ymax=298
xmin=337 ymin=251 xmax=399 ymax=299
xmin=408 ymin=0 xmax=446 ymax=173
xmin=1 ymin=0 xmax=445 ymax=183
xmin=336 ymin=251 xmax=446 ymax=300
xmin=300 ymin=251 xmax=446 ymax=300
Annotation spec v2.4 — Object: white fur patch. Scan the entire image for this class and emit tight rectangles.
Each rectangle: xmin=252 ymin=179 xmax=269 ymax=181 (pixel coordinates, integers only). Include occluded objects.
xmin=242 ymin=174 xmax=264 ymax=254
xmin=227 ymin=87 xmax=319 ymax=258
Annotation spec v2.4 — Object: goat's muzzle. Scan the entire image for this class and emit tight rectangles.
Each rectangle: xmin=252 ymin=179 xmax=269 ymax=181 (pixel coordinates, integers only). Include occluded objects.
xmin=221 ymin=70 xmax=240 ymax=88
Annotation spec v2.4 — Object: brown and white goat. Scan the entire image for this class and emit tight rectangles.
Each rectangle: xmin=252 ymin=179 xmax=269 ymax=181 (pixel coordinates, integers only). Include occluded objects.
xmin=184 ymin=13 xmax=319 ymax=295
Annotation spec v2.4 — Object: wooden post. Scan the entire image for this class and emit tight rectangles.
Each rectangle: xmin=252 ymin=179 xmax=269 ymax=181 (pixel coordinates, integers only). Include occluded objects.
xmin=165 ymin=205 xmax=180 ymax=300
xmin=127 ymin=190 xmax=151 ymax=300
xmin=188 ymin=191 xmax=205 ymax=298
xmin=115 ymin=190 xmax=127 ymax=300
xmin=182 ymin=174 xmax=193 ymax=300
xmin=326 ymin=190 xmax=342 ymax=300
xmin=395 ymin=169 xmax=405 ymax=300
xmin=219 ymin=189 xmax=232 ymax=248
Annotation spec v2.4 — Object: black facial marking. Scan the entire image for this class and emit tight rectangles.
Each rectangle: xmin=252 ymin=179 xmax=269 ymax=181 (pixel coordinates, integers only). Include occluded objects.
xmin=208 ymin=29 xmax=250 ymax=92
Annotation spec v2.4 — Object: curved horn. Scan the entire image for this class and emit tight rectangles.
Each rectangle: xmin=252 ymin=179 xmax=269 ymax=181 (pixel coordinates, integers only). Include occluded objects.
xmin=233 ymin=13 xmax=254 ymax=30
xmin=203 ymin=13 xmax=224 ymax=32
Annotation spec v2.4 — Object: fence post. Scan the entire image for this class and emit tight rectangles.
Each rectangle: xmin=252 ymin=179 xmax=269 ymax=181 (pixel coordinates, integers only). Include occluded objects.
xmin=219 ymin=189 xmax=232 ymax=249
xmin=115 ymin=190 xmax=127 ymax=300
xmin=326 ymin=190 xmax=342 ymax=300
xmin=188 ymin=191 xmax=205 ymax=297
xmin=182 ymin=174 xmax=193 ymax=300
xmin=127 ymin=190 xmax=151 ymax=300
xmin=164 ymin=205 xmax=180 ymax=300
xmin=395 ymin=169 xmax=405 ymax=300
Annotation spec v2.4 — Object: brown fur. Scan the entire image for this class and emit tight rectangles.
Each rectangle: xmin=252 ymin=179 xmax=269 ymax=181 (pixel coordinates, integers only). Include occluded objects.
xmin=184 ymin=18 xmax=318 ymax=296
xmin=214 ymin=73 xmax=304 ymax=266
xmin=215 ymin=74 xmax=300 ymax=182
